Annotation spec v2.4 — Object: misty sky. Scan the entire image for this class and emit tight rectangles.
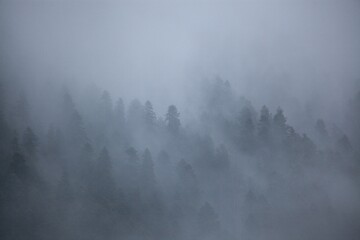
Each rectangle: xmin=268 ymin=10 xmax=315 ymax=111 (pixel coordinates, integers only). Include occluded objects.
xmin=1 ymin=2 xmax=360 ymax=240
xmin=1 ymin=0 xmax=360 ymax=127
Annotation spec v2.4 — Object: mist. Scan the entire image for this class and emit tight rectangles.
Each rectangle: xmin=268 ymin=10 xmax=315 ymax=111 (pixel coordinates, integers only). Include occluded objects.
xmin=0 ymin=0 xmax=360 ymax=240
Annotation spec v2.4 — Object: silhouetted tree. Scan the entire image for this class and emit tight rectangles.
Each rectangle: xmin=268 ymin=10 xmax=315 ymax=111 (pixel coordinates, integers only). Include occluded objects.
xmin=144 ymin=100 xmax=156 ymax=130
xmin=166 ymin=105 xmax=180 ymax=134
xmin=69 ymin=110 xmax=87 ymax=146
xmin=273 ymin=107 xmax=287 ymax=145
xmin=114 ymin=97 xmax=125 ymax=129
xmin=62 ymin=89 xmax=87 ymax=146
xmin=337 ymin=134 xmax=352 ymax=153
xmin=140 ymin=148 xmax=159 ymax=202
xmin=141 ymin=149 xmax=156 ymax=187
xmin=258 ymin=105 xmax=271 ymax=143
xmin=101 ymin=90 xmax=113 ymax=116
xmin=315 ymin=119 xmax=328 ymax=141
xmin=123 ymin=147 xmax=140 ymax=192
xmin=301 ymin=134 xmax=317 ymax=158
xmin=126 ymin=147 xmax=139 ymax=164
xmin=62 ymin=88 xmax=76 ymax=116
xmin=273 ymin=107 xmax=286 ymax=130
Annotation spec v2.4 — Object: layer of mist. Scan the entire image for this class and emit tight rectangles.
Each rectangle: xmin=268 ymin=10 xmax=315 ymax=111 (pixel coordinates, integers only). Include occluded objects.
xmin=0 ymin=1 xmax=359 ymax=240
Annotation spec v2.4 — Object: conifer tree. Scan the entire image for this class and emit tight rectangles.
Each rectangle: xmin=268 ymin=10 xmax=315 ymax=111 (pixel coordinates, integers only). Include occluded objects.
xmin=144 ymin=101 xmax=156 ymax=130
xmin=166 ymin=105 xmax=180 ymax=134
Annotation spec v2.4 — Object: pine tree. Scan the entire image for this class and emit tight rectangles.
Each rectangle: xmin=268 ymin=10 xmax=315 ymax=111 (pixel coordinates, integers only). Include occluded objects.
xmin=315 ymin=119 xmax=328 ymax=139
xmin=273 ymin=107 xmax=286 ymax=130
xmin=273 ymin=107 xmax=287 ymax=145
xmin=62 ymin=89 xmax=87 ymax=146
xmin=114 ymin=97 xmax=125 ymax=129
xmin=144 ymin=101 xmax=156 ymax=130
xmin=126 ymin=147 xmax=139 ymax=164
xmin=166 ymin=105 xmax=180 ymax=134
xmin=69 ymin=110 xmax=87 ymax=145
xmin=258 ymin=105 xmax=271 ymax=143
xmin=99 ymin=90 xmax=113 ymax=125
xmin=337 ymin=134 xmax=352 ymax=153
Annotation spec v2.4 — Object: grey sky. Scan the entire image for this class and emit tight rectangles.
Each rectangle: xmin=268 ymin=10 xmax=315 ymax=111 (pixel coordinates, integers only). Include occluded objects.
xmin=1 ymin=0 xmax=359 ymax=127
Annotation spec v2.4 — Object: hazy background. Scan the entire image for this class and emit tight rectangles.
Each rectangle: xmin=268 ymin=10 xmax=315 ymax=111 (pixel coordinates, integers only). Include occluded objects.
xmin=1 ymin=1 xmax=360 ymax=240
xmin=1 ymin=0 xmax=360 ymax=130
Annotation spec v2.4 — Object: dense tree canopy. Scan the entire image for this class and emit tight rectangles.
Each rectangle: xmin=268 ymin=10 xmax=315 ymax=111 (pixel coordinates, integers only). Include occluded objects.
xmin=0 ymin=79 xmax=359 ymax=240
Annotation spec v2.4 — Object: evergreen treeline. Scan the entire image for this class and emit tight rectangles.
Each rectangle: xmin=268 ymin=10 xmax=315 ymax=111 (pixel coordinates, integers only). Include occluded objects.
xmin=0 ymin=79 xmax=359 ymax=240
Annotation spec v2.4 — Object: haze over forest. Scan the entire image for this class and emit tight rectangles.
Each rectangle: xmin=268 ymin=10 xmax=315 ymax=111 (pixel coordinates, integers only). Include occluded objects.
xmin=0 ymin=1 xmax=360 ymax=240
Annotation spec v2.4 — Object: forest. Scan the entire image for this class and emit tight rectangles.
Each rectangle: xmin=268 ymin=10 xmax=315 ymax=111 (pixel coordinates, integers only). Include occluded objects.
xmin=1 ymin=0 xmax=360 ymax=239
xmin=0 ymin=78 xmax=359 ymax=240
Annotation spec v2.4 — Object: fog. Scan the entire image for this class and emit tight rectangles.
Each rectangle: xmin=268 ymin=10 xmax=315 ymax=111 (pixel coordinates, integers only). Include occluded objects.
xmin=0 ymin=0 xmax=360 ymax=240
